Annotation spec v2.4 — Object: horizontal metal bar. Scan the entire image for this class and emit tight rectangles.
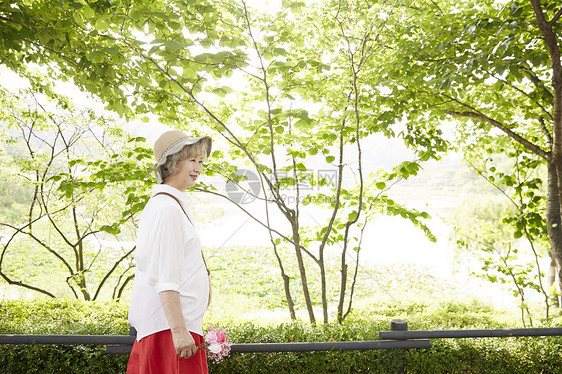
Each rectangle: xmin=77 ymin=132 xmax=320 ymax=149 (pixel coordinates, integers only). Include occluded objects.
xmin=229 ymin=339 xmax=430 ymax=352
xmin=380 ymin=327 xmax=562 ymax=340
xmin=106 ymin=345 xmax=133 ymax=355
xmin=0 ymin=334 xmax=430 ymax=353
xmin=107 ymin=339 xmax=430 ymax=354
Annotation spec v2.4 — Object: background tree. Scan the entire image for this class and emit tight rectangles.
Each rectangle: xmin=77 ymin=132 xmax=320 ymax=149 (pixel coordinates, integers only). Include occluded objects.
xmin=378 ymin=0 xmax=562 ymax=317
xmin=196 ymin=0 xmax=442 ymax=323
xmin=0 ymin=87 xmax=153 ymax=300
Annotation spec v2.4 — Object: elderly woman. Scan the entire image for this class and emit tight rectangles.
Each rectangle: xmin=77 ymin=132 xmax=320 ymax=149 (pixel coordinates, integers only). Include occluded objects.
xmin=127 ymin=129 xmax=212 ymax=374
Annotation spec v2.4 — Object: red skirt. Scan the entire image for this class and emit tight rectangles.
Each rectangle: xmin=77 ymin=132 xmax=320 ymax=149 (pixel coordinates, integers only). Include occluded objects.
xmin=127 ymin=329 xmax=208 ymax=374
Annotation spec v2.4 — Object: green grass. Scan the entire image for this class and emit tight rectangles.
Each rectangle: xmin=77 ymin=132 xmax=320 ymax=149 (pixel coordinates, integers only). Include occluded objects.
xmin=202 ymin=245 xmax=531 ymax=328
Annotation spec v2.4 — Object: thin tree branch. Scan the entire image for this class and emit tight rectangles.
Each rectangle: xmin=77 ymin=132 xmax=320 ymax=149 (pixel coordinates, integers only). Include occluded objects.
xmin=444 ymin=108 xmax=549 ymax=160
xmin=196 ymin=188 xmax=317 ymax=260
xmin=549 ymin=7 xmax=562 ymax=25
xmin=93 ymin=245 xmax=136 ymax=300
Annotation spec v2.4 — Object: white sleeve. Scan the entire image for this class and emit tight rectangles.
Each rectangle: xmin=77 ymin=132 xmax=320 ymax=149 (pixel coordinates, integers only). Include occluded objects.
xmin=144 ymin=207 xmax=186 ymax=293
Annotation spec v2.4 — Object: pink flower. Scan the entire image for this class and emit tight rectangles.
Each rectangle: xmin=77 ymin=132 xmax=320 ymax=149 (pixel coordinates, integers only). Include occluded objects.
xmin=215 ymin=331 xmax=227 ymax=343
xmin=206 ymin=331 xmax=219 ymax=343
xmin=208 ymin=343 xmax=222 ymax=354
xmin=199 ymin=325 xmax=232 ymax=363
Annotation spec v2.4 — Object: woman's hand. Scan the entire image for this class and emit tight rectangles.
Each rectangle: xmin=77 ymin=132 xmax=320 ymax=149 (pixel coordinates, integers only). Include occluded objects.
xmin=171 ymin=327 xmax=198 ymax=358
xmin=159 ymin=290 xmax=198 ymax=358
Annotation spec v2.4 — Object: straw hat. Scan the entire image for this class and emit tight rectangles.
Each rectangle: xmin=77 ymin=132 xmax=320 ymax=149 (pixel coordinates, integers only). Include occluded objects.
xmin=153 ymin=129 xmax=212 ymax=183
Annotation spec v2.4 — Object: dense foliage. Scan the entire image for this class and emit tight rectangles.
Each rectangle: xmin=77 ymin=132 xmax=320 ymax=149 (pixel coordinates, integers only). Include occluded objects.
xmin=381 ymin=0 xmax=562 ymax=322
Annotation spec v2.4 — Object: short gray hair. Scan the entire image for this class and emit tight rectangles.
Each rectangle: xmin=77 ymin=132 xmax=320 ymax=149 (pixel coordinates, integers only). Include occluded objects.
xmin=159 ymin=141 xmax=210 ymax=181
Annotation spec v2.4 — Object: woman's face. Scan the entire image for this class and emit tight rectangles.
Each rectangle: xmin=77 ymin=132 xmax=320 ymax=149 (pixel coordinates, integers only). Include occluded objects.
xmin=176 ymin=155 xmax=204 ymax=189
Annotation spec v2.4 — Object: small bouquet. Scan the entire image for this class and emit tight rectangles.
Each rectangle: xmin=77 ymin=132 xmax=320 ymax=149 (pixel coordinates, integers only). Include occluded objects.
xmin=200 ymin=325 xmax=232 ymax=363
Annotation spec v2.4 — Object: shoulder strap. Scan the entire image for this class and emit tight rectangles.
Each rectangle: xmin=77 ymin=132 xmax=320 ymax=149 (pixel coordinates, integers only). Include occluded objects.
xmin=153 ymin=192 xmax=193 ymax=226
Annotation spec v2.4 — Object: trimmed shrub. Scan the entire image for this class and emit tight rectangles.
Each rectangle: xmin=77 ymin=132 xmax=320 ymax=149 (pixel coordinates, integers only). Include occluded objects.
xmin=0 ymin=345 xmax=128 ymax=374
xmin=0 ymin=299 xmax=130 ymax=373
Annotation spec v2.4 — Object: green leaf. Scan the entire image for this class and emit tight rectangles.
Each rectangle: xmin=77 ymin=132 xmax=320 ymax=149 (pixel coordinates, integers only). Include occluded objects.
xmin=100 ymin=224 xmax=121 ymax=235
xmin=83 ymin=6 xmax=95 ymax=18
xmin=131 ymin=10 xmax=142 ymax=20
xmin=295 ymin=119 xmax=311 ymax=128
xmin=104 ymin=46 xmax=119 ymax=55
xmin=95 ymin=19 xmax=108 ymax=32
xmin=163 ymin=40 xmax=186 ymax=50
xmin=86 ymin=51 xmax=102 ymax=62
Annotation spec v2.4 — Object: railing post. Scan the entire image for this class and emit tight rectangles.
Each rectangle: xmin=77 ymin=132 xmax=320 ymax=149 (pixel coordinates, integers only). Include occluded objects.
xmin=391 ymin=320 xmax=408 ymax=374
xmin=391 ymin=320 xmax=408 ymax=335
xmin=106 ymin=327 xmax=136 ymax=355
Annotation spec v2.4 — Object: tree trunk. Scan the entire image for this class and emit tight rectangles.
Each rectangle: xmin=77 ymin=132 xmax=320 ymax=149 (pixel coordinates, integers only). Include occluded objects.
xmin=272 ymin=243 xmax=296 ymax=320
xmin=292 ymin=225 xmax=315 ymax=324
xmin=548 ymin=256 xmax=561 ymax=309
xmin=281 ymin=272 xmax=297 ymax=320
xmin=530 ymin=0 xmax=562 ymax=305
xmin=336 ymin=260 xmax=347 ymax=324
xmin=545 ymin=159 xmax=562 ymax=295
xmin=73 ymin=206 xmax=91 ymax=301
xmin=319 ymin=261 xmax=328 ymax=324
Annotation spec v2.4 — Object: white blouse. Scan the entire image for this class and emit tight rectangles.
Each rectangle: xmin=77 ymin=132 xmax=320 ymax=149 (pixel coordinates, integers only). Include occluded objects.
xmin=128 ymin=184 xmax=209 ymax=341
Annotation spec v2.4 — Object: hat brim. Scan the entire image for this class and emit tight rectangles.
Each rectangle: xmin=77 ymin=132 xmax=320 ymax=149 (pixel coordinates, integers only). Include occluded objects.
xmin=155 ymin=136 xmax=212 ymax=183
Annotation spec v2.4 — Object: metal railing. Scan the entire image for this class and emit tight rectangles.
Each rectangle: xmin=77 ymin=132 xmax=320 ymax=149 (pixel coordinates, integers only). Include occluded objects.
xmin=0 ymin=321 xmax=431 ymax=355
xmin=0 ymin=323 xmax=430 ymax=355
xmin=380 ymin=327 xmax=562 ymax=340
xmin=1 ymin=320 xmax=560 ymax=356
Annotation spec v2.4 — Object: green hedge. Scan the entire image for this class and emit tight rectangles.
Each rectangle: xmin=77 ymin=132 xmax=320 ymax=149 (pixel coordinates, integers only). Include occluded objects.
xmin=1 ymin=300 xmax=562 ymax=373
xmin=0 ymin=299 xmax=130 ymax=374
